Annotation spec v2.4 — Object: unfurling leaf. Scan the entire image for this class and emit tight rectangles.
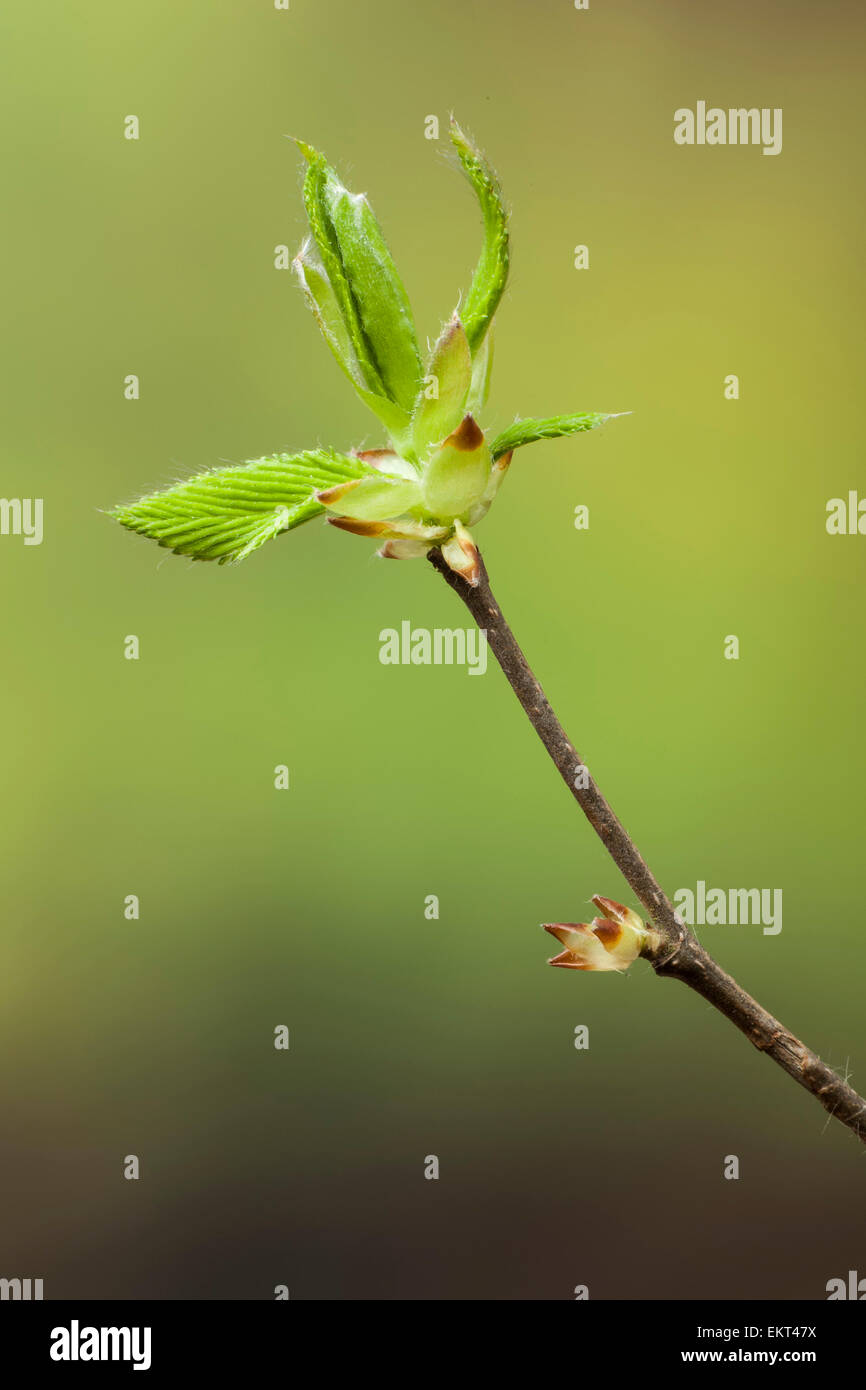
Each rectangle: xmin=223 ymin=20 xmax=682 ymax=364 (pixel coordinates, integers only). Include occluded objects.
xmin=450 ymin=118 xmax=509 ymax=355
xmin=298 ymin=148 xmax=382 ymax=394
xmin=490 ymin=412 xmax=620 ymax=461
xmin=293 ymin=242 xmax=412 ymax=452
xmin=298 ymin=143 xmax=422 ymax=414
xmin=111 ymin=450 xmax=374 ymax=565
xmin=293 ymin=241 xmax=361 ymax=387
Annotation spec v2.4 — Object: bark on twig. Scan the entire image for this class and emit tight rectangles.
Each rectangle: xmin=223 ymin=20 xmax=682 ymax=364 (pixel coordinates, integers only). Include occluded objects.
xmin=429 ymin=547 xmax=866 ymax=1145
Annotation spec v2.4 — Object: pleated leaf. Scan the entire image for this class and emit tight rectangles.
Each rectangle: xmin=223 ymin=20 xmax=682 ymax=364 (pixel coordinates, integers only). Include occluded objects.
xmin=111 ymin=450 xmax=374 ymax=565
xmin=490 ymin=412 xmax=619 ymax=461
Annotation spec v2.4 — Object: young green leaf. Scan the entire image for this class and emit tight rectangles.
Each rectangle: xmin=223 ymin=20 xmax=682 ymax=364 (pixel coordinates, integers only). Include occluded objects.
xmin=111 ymin=450 xmax=374 ymax=565
xmin=294 ymin=241 xmax=414 ymax=453
xmin=450 ymin=119 xmax=509 ymax=355
xmin=490 ymin=412 xmax=620 ymax=460
xmin=113 ymin=127 xmax=625 ymax=577
xmin=298 ymin=142 xmax=422 ymax=413
xmin=298 ymin=147 xmax=385 ymax=397
xmin=411 ymin=315 xmax=472 ymax=460
xmin=323 ymin=182 xmax=422 ymax=413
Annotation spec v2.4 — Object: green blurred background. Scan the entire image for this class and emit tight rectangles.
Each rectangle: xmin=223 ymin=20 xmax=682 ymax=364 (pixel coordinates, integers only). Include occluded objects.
xmin=1 ymin=0 xmax=864 ymax=1299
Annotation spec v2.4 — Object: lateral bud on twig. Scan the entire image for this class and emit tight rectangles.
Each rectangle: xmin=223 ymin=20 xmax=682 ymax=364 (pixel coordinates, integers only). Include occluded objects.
xmin=544 ymin=895 xmax=661 ymax=973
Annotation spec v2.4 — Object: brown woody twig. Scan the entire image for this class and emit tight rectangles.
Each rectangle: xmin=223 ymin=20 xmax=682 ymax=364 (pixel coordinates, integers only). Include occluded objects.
xmin=429 ymin=547 xmax=866 ymax=1146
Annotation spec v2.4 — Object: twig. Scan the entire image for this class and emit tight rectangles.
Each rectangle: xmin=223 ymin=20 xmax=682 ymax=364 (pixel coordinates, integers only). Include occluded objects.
xmin=429 ymin=547 xmax=866 ymax=1145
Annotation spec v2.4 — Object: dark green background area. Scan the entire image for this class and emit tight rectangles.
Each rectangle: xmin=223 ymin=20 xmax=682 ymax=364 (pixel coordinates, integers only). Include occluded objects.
xmin=1 ymin=0 xmax=863 ymax=1298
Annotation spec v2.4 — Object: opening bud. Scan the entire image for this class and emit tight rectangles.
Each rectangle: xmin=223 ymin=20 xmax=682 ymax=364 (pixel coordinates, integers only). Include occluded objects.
xmin=543 ymin=899 xmax=657 ymax=972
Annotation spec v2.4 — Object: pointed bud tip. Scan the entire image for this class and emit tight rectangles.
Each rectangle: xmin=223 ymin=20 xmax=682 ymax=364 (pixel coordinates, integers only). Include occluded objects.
xmin=446 ymin=414 xmax=485 ymax=452
xmin=591 ymin=895 xmax=628 ymax=917
xmin=543 ymin=923 xmax=573 ymax=945
xmin=591 ymin=896 xmax=644 ymax=933
xmin=448 ymin=115 xmax=476 ymax=150
xmin=548 ymin=950 xmax=585 ymax=970
xmin=292 ymin=137 xmax=319 ymax=163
